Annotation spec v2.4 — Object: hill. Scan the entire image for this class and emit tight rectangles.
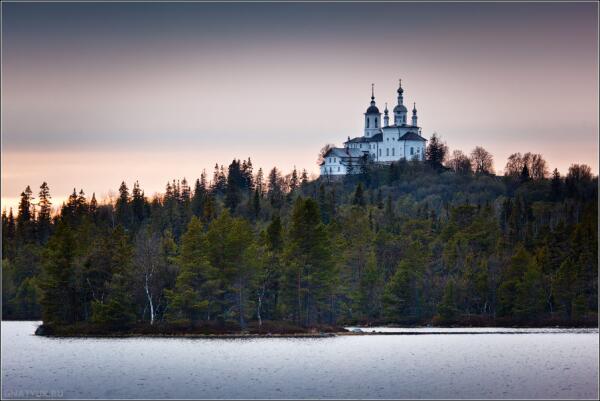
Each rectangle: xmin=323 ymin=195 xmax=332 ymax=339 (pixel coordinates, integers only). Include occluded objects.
xmin=2 ymin=150 xmax=597 ymax=332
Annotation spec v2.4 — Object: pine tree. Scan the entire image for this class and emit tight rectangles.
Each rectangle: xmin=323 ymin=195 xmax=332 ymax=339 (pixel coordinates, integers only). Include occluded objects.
xmin=131 ymin=181 xmax=146 ymax=226
xmin=376 ymin=189 xmax=384 ymax=209
xmin=225 ymin=159 xmax=242 ymax=212
xmin=289 ymin=167 xmax=299 ymax=193
xmin=7 ymin=208 xmax=16 ymax=244
xmin=180 ymin=178 xmax=191 ymax=203
xmin=497 ymin=245 xmax=532 ymax=317
xmin=252 ymin=188 xmax=261 ymax=219
xmin=513 ymin=261 xmax=545 ymax=321
xmin=39 ymin=223 xmax=79 ymax=325
xmin=165 ymin=217 xmax=215 ymax=324
xmin=16 ymin=186 xmax=35 ymax=242
xmin=89 ymin=193 xmax=98 ymax=218
xmin=267 ymin=167 xmax=283 ymax=209
xmin=550 ymin=168 xmax=562 ymax=200
xmin=437 ymin=279 xmax=459 ymax=323
xmin=352 ymin=182 xmax=366 ymax=207
xmin=37 ymin=182 xmax=52 ymax=243
xmin=241 ymin=158 xmax=254 ymax=192
xmin=283 ymin=198 xmax=334 ymax=325
xmin=191 ymin=177 xmax=207 ymax=217
xmin=2 ymin=209 xmax=15 ymax=259
xmin=255 ymin=168 xmax=265 ymax=197
xmin=76 ymin=189 xmax=88 ymax=217
xmin=115 ymin=181 xmax=132 ymax=228
xmin=382 ymin=263 xmax=412 ymax=321
xmin=425 ymin=133 xmax=448 ymax=169
xmin=89 ymin=226 xmax=136 ymax=328
xmin=300 ymin=169 xmax=309 ymax=189
xmin=266 ymin=214 xmax=283 ymax=251
xmin=204 ymin=211 xmax=256 ymax=327
xmin=202 ymin=193 xmax=216 ymax=224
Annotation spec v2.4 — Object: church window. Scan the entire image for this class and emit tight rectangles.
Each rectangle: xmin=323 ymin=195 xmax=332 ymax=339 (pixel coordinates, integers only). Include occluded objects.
xmin=392 ymin=148 xmax=395 ymax=156
xmin=334 ymin=157 xmax=336 ymax=162
xmin=338 ymin=167 xmax=340 ymax=172
xmin=367 ymin=119 xmax=370 ymax=128
xmin=386 ymin=148 xmax=389 ymax=156
xmin=378 ymin=149 xmax=381 ymax=157
xmin=410 ymin=147 xmax=414 ymax=155
xmin=375 ymin=118 xmax=378 ymax=128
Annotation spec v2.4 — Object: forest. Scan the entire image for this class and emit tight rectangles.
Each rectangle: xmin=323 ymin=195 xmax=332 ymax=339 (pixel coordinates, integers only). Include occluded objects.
xmin=2 ymin=134 xmax=598 ymax=334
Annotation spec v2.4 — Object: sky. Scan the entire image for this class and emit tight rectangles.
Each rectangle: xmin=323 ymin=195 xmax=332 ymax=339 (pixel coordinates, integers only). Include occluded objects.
xmin=2 ymin=1 xmax=598 ymax=212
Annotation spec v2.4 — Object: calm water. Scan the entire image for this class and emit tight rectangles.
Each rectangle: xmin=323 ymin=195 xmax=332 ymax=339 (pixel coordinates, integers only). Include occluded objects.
xmin=2 ymin=321 xmax=598 ymax=399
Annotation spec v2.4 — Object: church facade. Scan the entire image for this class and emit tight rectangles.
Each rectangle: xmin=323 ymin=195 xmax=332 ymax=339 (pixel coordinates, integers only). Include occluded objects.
xmin=320 ymin=80 xmax=427 ymax=176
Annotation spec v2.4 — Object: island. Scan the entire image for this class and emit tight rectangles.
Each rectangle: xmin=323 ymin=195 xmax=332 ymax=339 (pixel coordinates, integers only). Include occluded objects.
xmin=3 ymin=137 xmax=597 ymax=336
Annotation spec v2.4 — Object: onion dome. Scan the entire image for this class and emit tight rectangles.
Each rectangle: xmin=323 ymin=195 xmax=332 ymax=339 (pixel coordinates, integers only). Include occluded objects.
xmin=397 ymin=78 xmax=404 ymax=94
xmin=393 ymin=104 xmax=407 ymax=113
xmin=365 ymin=83 xmax=380 ymax=114
xmin=366 ymin=104 xmax=380 ymax=114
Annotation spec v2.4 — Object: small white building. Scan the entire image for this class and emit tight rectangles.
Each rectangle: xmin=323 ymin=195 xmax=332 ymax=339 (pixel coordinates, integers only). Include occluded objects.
xmin=320 ymin=148 xmax=366 ymax=176
xmin=320 ymin=80 xmax=427 ymax=177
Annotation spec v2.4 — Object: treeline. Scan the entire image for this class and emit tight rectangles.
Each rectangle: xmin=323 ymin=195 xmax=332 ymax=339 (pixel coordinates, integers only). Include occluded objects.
xmin=2 ymin=140 xmax=598 ymax=330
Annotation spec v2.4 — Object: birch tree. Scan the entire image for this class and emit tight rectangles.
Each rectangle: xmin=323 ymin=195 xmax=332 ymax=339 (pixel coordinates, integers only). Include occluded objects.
xmin=134 ymin=228 xmax=162 ymax=324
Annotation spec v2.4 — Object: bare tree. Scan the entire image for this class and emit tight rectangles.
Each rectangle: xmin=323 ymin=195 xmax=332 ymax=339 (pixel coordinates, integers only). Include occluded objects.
xmin=504 ymin=153 xmax=525 ymax=177
xmin=529 ymin=153 xmax=549 ymax=180
xmin=447 ymin=150 xmax=472 ymax=174
xmin=504 ymin=152 xmax=548 ymax=180
xmin=470 ymin=146 xmax=494 ymax=175
xmin=317 ymin=143 xmax=335 ymax=166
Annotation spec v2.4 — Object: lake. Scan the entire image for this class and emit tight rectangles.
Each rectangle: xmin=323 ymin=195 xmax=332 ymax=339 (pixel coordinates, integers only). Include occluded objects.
xmin=2 ymin=321 xmax=598 ymax=399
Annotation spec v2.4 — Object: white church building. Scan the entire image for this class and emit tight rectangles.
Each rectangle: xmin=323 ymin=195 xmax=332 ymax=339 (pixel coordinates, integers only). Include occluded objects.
xmin=320 ymin=80 xmax=427 ymax=176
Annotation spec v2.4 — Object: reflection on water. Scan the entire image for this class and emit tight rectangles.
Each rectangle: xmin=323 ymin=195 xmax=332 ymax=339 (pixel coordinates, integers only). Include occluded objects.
xmin=346 ymin=326 xmax=599 ymax=334
xmin=2 ymin=321 xmax=598 ymax=399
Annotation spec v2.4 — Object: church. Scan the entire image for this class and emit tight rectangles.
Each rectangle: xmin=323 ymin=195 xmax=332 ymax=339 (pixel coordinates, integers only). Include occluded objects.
xmin=320 ymin=80 xmax=427 ymax=176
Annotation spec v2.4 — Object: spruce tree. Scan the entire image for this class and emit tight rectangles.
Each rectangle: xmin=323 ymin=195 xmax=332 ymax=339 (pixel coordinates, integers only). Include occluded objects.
xmin=191 ymin=177 xmax=207 ymax=217
xmin=300 ymin=169 xmax=309 ymax=189
xmin=266 ymin=214 xmax=283 ymax=251
xmin=40 ymin=223 xmax=79 ymax=325
xmin=283 ymin=198 xmax=334 ymax=325
xmin=289 ymin=167 xmax=299 ymax=193
xmin=352 ymin=182 xmax=366 ymax=207
xmin=76 ymin=189 xmax=88 ymax=218
xmin=425 ymin=133 xmax=448 ymax=170
xmin=16 ymin=186 xmax=35 ymax=242
xmin=115 ymin=181 xmax=132 ymax=228
xmin=252 ymin=188 xmax=261 ymax=219
xmin=550 ymin=168 xmax=562 ymax=200
xmin=267 ymin=167 xmax=283 ymax=208
xmin=37 ymin=182 xmax=52 ymax=243
xmin=165 ymin=217 xmax=215 ymax=324
xmin=131 ymin=181 xmax=146 ymax=226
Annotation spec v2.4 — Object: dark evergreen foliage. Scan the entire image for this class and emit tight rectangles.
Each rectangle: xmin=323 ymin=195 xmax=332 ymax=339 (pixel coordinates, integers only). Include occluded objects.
xmin=2 ymin=153 xmax=597 ymax=329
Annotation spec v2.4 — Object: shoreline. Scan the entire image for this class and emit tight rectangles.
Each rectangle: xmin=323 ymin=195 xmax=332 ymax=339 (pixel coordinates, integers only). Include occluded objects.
xmin=28 ymin=322 xmax=599 ymax=339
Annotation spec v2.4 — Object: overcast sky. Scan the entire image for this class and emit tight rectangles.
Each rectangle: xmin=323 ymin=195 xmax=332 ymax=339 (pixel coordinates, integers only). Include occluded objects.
xmin=2 ymin=1 xmax=598 ymax=211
